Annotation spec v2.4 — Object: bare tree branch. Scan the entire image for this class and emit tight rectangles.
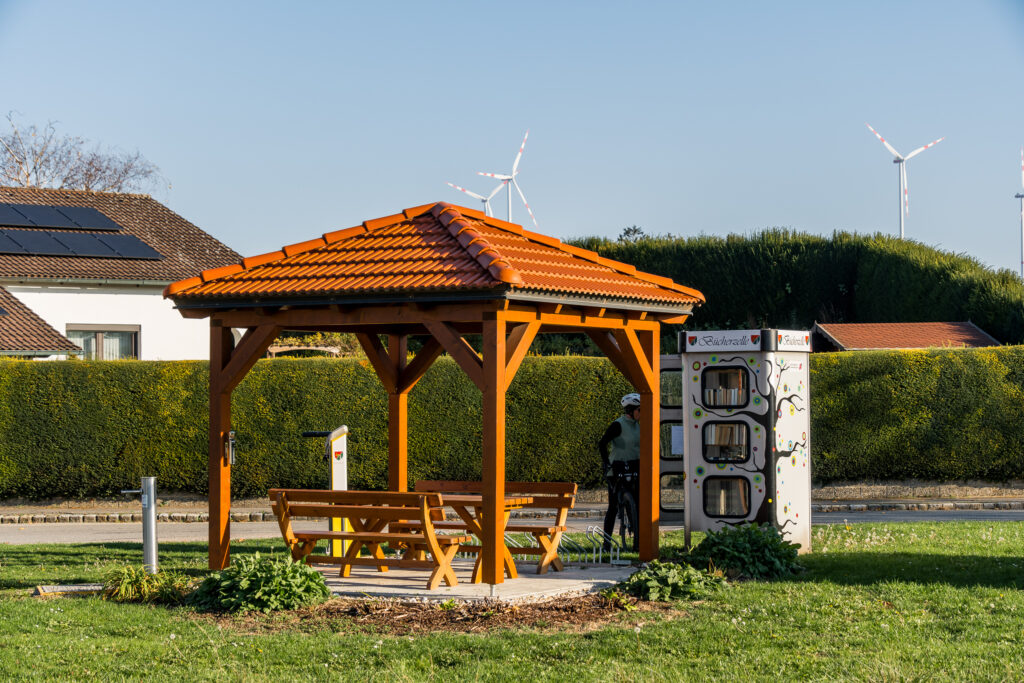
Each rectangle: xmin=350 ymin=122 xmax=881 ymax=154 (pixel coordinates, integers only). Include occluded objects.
xmin=0 ymin=113 xmax=163 ymax=193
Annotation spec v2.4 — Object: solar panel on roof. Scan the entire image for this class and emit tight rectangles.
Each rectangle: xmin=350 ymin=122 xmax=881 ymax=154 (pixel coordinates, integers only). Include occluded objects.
xmin=11 ymin=205 xmax=79 ymax=229
xmin=54 ymin=206 xmax=122 ymax=231
xmin=0 ymin=231 xmax=29 ymax=254
xmin=0 ymin=204 xmax=35 ymax=227
xmin=98 ymin=233 xmax=163 ymax=260
xmin=4 ymin=229 xmax=74 ymax=256
xmin=51 ymin=232 xmax=119 ymax=257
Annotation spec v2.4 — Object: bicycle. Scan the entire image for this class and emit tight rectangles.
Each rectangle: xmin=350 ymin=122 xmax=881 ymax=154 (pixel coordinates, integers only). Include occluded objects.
xmin=610 ymin=460 xmax=640 ymax=552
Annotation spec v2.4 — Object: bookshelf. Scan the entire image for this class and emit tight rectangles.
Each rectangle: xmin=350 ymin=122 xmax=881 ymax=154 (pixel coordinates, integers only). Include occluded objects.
xmin=702 ymin=421 xmax=749 ymax=462
xmin=702 ymin=367 xmax=748 ymax=407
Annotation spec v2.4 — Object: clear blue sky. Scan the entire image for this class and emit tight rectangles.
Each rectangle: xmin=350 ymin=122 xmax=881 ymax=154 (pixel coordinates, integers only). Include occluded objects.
xmin=2 ymin=1 xmax=1023 ymax=273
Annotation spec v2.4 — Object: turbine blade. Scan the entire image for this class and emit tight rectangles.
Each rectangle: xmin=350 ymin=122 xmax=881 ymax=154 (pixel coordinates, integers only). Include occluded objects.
xmin=486 ymin=181 xmax=507 ymax=200
xmin=904 ymin=136 xmax=945 ymax=160
xmin=866 ymin=123 xmax=901 ymax=158
xmin=1020 ymin=146 xmax=1023 ymax=190
xmin=512 ymin=130 xmax=529 ymax=174
xmin=446 ymin=182 xmax=486 ymax=200
xmin=511 ymin=178 xmax=539 ymax=228
xmin=477 ymin=172 xmax=513 ymax=180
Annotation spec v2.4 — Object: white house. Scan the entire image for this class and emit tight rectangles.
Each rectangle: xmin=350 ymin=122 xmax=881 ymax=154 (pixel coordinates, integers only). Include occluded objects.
xmin=0 ymin=187 xmax=240 ymax=360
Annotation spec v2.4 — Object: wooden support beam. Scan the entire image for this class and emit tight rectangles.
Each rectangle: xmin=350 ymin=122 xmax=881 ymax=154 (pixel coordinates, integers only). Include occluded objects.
xmin=216 ymin=324 xmax=280 ymax=394
xmin=187 ymin=301 xmax=502 ymax=327
xmin=397 ymin=338 xmax=443 ymax=393
xmin=585 ymin=330 xmax=645 ymax=389
xmin=208 ymin=323 xmax=234 ymax=570
xmin=637 ymin=327 xmax=661 ymax=561
xmin=424 ymin=321 xmax=485 ymax=392
xmin=355 ymin=333 xmax=398 ymax=393
xmin=388 ymin=335 xmax=408 ymax=492
xmin=612 ymin=328 xmax=656 ymax=393
xmin=481 ymin=316 xmax=507 ymax=585
xmin=504 ymin=320 xmax=540 ymax=390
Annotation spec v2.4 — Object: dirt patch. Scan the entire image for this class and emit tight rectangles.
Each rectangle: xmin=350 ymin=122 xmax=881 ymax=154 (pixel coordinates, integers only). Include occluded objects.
xmin=185 ymin=593 xmax=685 ymax=636
xmin=813 ymin=480 xmax=1024 ymax=500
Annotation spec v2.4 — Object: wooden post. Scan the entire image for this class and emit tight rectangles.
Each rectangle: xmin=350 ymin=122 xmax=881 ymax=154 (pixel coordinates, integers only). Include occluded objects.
xmin=209 ymin=322 xmax=234 ymax=570
xmin=481 ymin=315 xmax=507 ymax=584
xmin=638 ymin=326 xmax=661 ymax=560
xmin=388 ymin=335 xmax=408 ymax=492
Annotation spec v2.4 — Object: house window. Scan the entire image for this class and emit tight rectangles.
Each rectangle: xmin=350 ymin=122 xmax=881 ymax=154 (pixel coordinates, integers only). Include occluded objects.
xmin=66 ymin=324 xmax=140 ymax=360
xmin=702 ymin=477 xmax=751 ymax=518
xmin=702 ymin=421 xmax=750 ymax=463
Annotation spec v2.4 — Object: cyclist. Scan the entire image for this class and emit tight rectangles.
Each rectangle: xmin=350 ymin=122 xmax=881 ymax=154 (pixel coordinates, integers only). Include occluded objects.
xmin=598 ymin=393 xmax=642 ymax=549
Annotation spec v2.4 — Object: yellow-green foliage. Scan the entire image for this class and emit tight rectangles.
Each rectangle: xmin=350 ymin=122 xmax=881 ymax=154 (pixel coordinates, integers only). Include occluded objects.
xmin=0 ymin=356 xmax=629 ymax=499
xmin=572 ymin=230 xmax=1024 ymax=345
xmin=810 ymin=347 xmax=1024 ymax=481
xmin=1 ymin=349 xmax=1022 ymax=499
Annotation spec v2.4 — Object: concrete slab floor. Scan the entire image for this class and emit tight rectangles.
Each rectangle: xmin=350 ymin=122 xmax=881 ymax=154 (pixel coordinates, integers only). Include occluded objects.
xmin=314 ymin=558 xmax=638 ymax=603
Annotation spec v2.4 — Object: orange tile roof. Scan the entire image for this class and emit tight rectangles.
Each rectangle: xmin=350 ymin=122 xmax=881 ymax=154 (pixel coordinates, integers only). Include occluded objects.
xmin=813 ymin=321 xmax=1000 ymax=350
xmin=165 ymin=202 xmax=705 ymax=310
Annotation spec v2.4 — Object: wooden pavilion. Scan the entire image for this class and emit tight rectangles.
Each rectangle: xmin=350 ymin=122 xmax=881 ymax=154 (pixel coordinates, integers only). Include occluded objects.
xmin=165 ymin=202 xmax=705 ymax=584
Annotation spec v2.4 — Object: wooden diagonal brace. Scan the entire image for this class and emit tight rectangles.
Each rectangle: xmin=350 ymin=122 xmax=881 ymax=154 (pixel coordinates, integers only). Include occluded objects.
xmin=355 ymin=333 xmax=398 ymax=393
xmin=504 ymin=320 xmax=540 ymax=390
xmin=424 ymin=321 xmax=485 ymax=392
xmin=217 ymin=324 xmax=280 ymax=394
xmin=613 ymin=327 xmax=656 ymax=393
xmin=397 ymin=337 xmax=443 ymax=393
xmin=585 ymin=329 xmax=645 ymax=390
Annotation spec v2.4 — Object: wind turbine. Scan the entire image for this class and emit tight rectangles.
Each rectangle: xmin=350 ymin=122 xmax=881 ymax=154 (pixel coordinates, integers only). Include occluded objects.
xmin=866 ymin=123 xmax=945 ymax=239
xmin=476 ymin=130 xmax=539 ymax=228
xmin=1016 ymin=147 xmax=1024 ymax=279
xmin=446 ymin=180 xmax=506 ymax=217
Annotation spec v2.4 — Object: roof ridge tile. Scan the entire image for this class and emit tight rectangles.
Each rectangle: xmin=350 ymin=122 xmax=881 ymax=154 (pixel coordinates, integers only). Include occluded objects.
xmin=431 ymin=203 xmax=523 ymax=285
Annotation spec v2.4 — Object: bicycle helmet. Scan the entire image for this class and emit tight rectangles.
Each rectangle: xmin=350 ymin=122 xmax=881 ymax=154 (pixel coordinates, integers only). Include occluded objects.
xmin=620 ymin=393 xmax=641 ymax=412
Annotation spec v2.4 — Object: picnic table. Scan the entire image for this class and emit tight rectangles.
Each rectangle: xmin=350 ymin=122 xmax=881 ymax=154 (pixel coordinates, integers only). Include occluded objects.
xmin=443 ymin=494 xmax=533 ymax=582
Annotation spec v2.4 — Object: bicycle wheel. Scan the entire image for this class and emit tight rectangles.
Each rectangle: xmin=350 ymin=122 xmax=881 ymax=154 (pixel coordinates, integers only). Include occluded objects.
xmin=619 ymin=490 xmax=639 ymax=551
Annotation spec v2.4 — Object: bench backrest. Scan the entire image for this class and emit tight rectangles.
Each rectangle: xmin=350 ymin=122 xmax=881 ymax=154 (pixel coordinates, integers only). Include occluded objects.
xmin=413 ymin=480 xmax=576 ymax=511
xmin=269 ymin=488 xmax=445 ymax=522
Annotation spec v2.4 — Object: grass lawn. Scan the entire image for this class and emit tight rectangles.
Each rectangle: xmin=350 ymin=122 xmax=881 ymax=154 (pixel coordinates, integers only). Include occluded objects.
xmin=1 ymin=521 xmax=1023 ymax=681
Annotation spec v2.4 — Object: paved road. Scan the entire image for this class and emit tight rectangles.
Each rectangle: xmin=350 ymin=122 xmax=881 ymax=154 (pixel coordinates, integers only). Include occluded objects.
xmin=0 ymin=522 xmax=284 ymax=546
xmin=3 ymin=509 xmax=1024 ymax=546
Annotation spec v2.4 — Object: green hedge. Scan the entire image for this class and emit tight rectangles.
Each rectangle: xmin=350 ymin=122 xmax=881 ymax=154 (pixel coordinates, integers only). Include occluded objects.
xmin=571 ymin=230 xmax=1024 ymax=345
xmin=811 ymin=346 xmax=1024 ymax=482
xmin=0 ymin=357 xmax=630 ymax=499
xmin=0 ymin=348 xmax=1022 ymax=500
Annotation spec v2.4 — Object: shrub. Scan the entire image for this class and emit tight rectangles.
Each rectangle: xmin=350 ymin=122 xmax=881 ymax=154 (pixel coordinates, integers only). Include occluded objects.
xmin=103 ymin=565 xmax=193 ymax=605
xmin=187 ymin=553 xmax=330 ymax=613
xmin=620 ymin=560 xmax=726 ymax=601
xmin=685 ymin=523 xmax=801 ymax=580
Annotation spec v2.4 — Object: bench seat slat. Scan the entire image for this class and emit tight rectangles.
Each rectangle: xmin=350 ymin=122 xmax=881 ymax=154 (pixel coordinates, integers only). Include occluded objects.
xmin=293 ymin=530 xmax=470 ymax=544
xmin=283 ymin=504 xmax=431 ymax=520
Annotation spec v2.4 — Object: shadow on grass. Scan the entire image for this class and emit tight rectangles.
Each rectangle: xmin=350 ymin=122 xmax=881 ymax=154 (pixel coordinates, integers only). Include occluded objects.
xmin=791 ymin=552 xmax=1024 ymax=590
xmin=0 ymin=538 xmax=290 ymax=589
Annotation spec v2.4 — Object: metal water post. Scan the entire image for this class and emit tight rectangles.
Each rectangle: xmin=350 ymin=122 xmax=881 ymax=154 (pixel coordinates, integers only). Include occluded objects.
xmin=121 ymin=477 xmax=158 ymax=574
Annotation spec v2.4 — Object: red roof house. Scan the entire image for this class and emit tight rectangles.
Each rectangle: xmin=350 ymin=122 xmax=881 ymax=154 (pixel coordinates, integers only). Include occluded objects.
xmin=812 ymin=321 xmax=1000 ymax=352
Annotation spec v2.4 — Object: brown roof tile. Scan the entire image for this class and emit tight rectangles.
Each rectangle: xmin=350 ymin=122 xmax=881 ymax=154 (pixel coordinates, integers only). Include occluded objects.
xmin=0 ymin=287 xmax=80 ymax=354
xmin=165 ymin=202 xmax=705 ymax=309
xmin=0 ymin=187 xmax=240 ymax=282
xmin=813 ymin=321 xmax=1000 ymax=350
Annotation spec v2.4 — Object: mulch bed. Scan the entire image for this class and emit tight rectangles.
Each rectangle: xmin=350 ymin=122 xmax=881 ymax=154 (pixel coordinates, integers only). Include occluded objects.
xmin=187 ymin=593 xmax=687 ymax=636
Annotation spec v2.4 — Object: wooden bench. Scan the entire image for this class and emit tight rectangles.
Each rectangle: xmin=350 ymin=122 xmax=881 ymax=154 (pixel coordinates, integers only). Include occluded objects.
xmin=268 ymin=489 xmax=472 ymax=590
xmin=401 ymin=481 xmax=577 ymax=574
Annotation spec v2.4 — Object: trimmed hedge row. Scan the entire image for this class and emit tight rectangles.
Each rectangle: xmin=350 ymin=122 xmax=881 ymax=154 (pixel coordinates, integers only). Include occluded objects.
xmin=0 ymin=357 xmax=630 ymax=499
xmin=1 ymin=348 xmax=1022 ymax=499
xmin=811 ymin=346 xmax=1024 ymax=481
xmin=571 ymin=230 xmax=1024 ymax=345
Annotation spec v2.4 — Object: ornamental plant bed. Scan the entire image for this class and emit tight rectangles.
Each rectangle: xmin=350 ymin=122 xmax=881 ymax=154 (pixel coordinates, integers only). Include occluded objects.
xmin=186 ymin=593 xmax=685 ymax=636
